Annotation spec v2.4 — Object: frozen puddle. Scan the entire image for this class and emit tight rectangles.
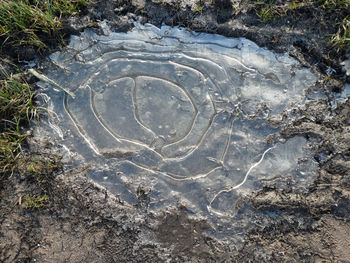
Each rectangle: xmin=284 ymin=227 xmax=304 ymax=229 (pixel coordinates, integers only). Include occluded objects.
xmin=37 ymin=23 xmax=318 ymax=219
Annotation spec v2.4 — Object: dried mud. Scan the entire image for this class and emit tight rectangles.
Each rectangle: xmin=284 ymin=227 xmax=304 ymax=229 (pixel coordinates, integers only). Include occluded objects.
xmin=1 ymin=0 xmax=350 ymax=262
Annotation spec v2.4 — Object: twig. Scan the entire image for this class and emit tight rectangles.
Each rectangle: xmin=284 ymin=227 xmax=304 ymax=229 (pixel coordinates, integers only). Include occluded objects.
xmin=28 ymin=68 xmax=75 ymax=99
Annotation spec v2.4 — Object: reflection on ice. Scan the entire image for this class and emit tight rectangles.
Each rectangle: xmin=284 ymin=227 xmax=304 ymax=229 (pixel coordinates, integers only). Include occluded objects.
xmin=37 ymin=23 xmax=318 ymax=219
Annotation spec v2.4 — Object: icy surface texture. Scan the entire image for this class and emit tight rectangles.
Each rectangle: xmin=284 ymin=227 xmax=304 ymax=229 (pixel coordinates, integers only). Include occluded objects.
xmin=38 ymin=23 xmax=318 ymax=218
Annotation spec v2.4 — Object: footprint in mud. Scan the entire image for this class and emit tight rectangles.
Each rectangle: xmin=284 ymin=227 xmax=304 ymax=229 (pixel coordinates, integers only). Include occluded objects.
xmin=39 ymin=23 xmax=318 ymax=217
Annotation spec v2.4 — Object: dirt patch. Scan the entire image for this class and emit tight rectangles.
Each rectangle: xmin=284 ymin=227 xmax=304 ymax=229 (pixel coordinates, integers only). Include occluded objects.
xmin=0 ymin=152 xmax=163 ymax=262
xmin=1 ymin=0 xmax=350 ymax=262
xmin=238 ymin=215 xmax=350 ymax=262
xmin=155 ymin=210 xmax=230 ymax=262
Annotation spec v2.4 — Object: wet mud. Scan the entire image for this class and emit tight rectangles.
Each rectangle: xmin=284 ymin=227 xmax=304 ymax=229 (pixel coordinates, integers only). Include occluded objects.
xmin=1 ymin=0 xmax=350 ymax=262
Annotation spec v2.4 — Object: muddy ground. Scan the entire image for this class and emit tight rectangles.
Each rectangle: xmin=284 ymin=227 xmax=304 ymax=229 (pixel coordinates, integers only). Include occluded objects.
xmin=1 ymin=0 xmax=350 ymax=262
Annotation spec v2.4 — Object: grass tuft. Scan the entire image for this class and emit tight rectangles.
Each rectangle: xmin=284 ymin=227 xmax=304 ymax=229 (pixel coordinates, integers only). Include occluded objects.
xmin=257 ymin=4 xmax=276 ymax=21
xmin=0 ymin=1 xmax=60 ymax=49
xmin=25 ymin=156 xmax=60 ymax=183
xmin=23 ymin=193 xmax=48 ymax=209
xmin=318 ymin=0 xmax=350 ymax=9
xmin=0 ymin=0 xmax=89 ymax=50
xmin=0 ymin=78 xmax=37 ymax=124
xmin=0 ymin=0 xmax=90 ymax=177
xmin=332 ymin=17 xmax=350 ymax=51
xmin=256 ymin=0 xmax=286 ymax=22
xmin=0 ymin=74 xmax=38 ymax=175
xmin=195 ymin=1 xmax=204 ymax=13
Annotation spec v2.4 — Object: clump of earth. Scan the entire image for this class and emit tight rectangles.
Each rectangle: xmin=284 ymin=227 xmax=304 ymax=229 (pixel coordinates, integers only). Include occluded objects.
xmin=1 ymin=0 xmax=350 ymax=262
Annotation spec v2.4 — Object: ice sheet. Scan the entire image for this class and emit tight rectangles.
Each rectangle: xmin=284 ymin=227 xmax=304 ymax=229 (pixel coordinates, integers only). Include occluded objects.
xmin=37 ymin=22 xmax=318 ymax=219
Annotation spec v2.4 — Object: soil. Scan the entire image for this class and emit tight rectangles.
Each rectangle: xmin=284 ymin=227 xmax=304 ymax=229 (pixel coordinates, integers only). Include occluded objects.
xmin=1 ymin=0 xmax=350 ymax=262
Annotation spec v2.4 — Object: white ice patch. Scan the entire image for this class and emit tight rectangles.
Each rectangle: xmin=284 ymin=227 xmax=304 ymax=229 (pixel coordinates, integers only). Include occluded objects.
xmin=37 ymin=22 xmax=318 ymax=219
